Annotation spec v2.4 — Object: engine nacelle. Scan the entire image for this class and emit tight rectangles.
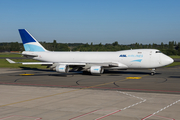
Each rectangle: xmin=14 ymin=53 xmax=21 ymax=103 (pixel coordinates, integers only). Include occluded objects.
xmin=55 ymin=64 xmax=69 ymax=73
xmin=90 ymin=66 xmax=104 ymax=74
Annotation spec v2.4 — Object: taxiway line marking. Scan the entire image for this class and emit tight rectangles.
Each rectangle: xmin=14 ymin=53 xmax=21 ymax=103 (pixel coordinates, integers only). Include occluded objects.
xmin=0 ymin=79 xmax=128 ymax=108
xmin=94 ymin=91 xmax=146 ymax=120
xmin=70 ymin=90 xmax=147 ymax=120
xmin=81 ymin=78 xmax=128 ymax=89
xmin=154 ymin=115 xmax=175 ymax=120
xmin=141 ymin=99 xmax=180 ymax=120
xmin=0 ymin=115 xmax=42 ymax=120
xmin=1 ymin=82 xmax=180 ymax=93
xmin=126 ymin=77 xmax=142 ymax=79
xmin=0 ymin=75 xmax=148 ymax=108
xmin=19 ymin=74 xmax=34 ymax=76
xmin=69 ymin=110 xmax=99 ymax=120
xmin=70 ymin=109 xmax=121 ymax=120
xmin=0 ymin=89 xmax=80 ymax=108
xmin=95 ymin=110 xmax=121 ymax=120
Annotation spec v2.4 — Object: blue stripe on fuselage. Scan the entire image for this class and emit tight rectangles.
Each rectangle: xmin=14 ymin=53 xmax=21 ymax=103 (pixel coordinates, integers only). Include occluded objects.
xmin=131 ymin=59 xmax=142 ymax=62
xmin=24 ymin=44 xmax=45 ymax=52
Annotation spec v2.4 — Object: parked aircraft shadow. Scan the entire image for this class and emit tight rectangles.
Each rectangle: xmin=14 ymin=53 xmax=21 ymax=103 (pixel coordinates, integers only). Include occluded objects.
xmin=169 ymin=76 xmax=180 ymax=78
xmin=104 ymin=70 xmax=161 ymax=75
xmin=18 ymin=67 xmax=161 ymax=76
xmin=20 ymin=67 xmax=52 ymax=72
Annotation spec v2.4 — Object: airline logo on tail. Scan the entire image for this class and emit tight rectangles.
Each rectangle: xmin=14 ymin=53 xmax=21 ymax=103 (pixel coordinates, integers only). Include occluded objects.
xmin=19 ymin=29 xmax=47 ymax=52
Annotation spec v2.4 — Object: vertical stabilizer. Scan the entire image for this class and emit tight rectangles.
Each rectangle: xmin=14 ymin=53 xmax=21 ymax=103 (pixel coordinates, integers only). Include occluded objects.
xmin=19 ymin=29 xmax=47 ymax=52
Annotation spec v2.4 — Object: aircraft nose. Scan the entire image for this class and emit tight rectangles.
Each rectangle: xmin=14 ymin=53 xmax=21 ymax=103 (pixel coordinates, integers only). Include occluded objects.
xmin=161 ymin=54 xmax=174 ymax=65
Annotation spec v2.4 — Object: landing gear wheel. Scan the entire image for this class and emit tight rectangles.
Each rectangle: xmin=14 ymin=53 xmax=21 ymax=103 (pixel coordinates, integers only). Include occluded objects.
xmin=151 ymin=72 xmax=155 ymax=76
xmin=150 ymin=68 xmax=156 ymax=76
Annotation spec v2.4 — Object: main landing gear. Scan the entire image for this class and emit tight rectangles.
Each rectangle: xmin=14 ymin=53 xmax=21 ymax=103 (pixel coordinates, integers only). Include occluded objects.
xmin=151 ymin=68 xmax=156 ymax=76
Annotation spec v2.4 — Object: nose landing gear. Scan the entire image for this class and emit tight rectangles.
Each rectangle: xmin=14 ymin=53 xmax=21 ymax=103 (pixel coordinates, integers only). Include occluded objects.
xmin=151 ymin=68 xmax=156 ymax=76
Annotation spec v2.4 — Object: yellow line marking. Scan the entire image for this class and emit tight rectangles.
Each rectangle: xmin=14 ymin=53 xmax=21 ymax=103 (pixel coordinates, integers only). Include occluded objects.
xmin=125 ymin=74 xmax=149 ymax=79
xmin=126 ymin=77 xmax=142 ymax=79
xmin=19 ymin=74 xmax=34 ymax=76
xmin=141 ymin=74 xmax=150 ymax=77
xmin=0 ymin=74 xmax=149 ymax=108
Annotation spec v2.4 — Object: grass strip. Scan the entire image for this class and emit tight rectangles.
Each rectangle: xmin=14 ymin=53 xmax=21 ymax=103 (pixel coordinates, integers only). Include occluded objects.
xmin=0 ymin=53 xmax=22 ymax=57
xmin=0 ymin=59 xmax=47 ymax=69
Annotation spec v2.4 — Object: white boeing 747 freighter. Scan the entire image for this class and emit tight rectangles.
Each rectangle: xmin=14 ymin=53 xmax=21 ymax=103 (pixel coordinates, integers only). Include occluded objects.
xmin=6 ymin=29 xmax=174 ymax=75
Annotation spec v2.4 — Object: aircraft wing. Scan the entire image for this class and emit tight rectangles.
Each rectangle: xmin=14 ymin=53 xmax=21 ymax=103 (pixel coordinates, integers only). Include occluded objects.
xmin=6 ymin=58 xmax=127 ymax=68
xmin=6 ymin=58 xmax=53 ymax=65
xmin=6 ymin=58 xmax=86 ymax=66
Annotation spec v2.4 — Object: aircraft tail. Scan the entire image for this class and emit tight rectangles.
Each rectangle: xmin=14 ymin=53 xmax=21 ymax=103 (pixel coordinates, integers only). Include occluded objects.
xmin=19 ymin=29 xmax=47 ymax=52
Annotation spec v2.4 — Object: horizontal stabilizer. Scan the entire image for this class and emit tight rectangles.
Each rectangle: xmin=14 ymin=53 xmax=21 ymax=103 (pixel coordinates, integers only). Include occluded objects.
xmin=6 ymin=58 xmax=16 ymax=63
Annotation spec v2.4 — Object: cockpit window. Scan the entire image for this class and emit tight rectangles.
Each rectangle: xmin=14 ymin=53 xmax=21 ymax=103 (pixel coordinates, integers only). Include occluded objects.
xmin=156 ymin=51 xmax=162 ymax=53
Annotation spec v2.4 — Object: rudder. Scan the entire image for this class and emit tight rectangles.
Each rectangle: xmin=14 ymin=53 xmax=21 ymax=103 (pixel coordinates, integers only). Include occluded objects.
xmin=19 ymin=29 xmax=47 ymax=52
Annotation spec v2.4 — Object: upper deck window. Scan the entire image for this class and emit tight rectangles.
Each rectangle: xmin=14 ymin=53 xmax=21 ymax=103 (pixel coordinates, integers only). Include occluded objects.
xmin=156 ymin=51 xmax=162 ymax=53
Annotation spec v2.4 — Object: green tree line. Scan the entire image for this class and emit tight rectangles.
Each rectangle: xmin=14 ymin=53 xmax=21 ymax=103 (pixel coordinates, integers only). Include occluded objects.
xmin=0 ymin=40 xmax=70 ymax=52
xmin=72 ymin=41 xmax=180 ymax=56
xmin=0 ymin=40 xmax=180 ymax=55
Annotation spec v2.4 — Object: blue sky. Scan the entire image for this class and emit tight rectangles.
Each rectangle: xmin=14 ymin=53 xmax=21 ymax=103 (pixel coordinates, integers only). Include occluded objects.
xmin=0 ymin=0 xmax=180 ymax=44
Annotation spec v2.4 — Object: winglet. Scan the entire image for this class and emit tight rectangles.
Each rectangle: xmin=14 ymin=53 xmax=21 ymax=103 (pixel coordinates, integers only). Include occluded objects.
xmin=6 ymin=58 xmax=16 ymax=63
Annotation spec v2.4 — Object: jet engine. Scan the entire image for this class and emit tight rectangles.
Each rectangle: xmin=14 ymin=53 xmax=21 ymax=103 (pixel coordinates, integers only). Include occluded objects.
xmin=90 ymin=66 xmax=104 ymax=74
xmin=55 ymin=64 xmax=69 ymax=73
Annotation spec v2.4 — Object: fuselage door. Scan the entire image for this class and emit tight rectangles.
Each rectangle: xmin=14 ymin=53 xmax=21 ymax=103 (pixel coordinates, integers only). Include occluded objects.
xmin=149 ymin=51 xmax=161 ymax=67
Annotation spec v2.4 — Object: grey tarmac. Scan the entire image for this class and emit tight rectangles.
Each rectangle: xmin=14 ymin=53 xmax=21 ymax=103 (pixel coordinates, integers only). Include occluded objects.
xmin=0 ymin=66 xmax=180 ymax=120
